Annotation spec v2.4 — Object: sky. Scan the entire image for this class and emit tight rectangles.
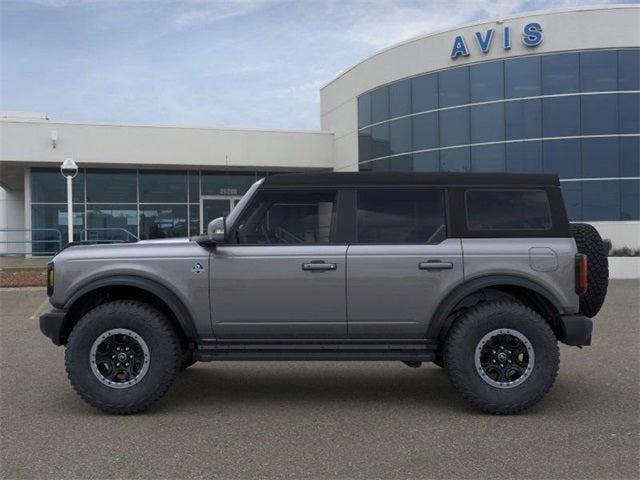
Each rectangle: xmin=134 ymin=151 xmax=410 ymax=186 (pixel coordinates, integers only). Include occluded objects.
xmin=1 ymin=0 xmax=636 ymax=130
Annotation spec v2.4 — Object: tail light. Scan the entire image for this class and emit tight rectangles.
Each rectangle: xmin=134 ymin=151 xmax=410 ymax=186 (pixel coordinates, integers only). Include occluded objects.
xmin=575 ymin=254 xmax=588 ymax=295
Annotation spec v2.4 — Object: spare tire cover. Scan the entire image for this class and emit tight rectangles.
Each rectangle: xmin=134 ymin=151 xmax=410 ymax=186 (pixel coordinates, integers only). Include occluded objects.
xmin=570 ymin=223 xmax=609 ymax=318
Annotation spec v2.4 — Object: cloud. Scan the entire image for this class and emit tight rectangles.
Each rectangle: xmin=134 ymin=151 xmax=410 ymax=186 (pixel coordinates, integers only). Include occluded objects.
xmin=169 ymin=0 xmax=285 ymax=29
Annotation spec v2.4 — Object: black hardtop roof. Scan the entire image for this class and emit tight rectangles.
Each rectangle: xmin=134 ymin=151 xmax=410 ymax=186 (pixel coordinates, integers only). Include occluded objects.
xmin=263 ymin=171 xmax=560 ymax=187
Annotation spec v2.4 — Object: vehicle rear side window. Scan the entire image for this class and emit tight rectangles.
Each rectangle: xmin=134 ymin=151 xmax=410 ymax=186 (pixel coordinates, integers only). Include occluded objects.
xmin=356 ymin=189 xmax=446 ymax=243
xmin=235 ymin=190 xmax=337 ymax=244
xmin=466 ymin=189 xmax=552 ymax=230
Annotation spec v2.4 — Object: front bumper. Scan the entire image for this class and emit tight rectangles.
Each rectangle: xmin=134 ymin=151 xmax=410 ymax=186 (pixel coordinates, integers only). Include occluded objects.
xmin=39 ymin=308 xmax=69 ymax=346
xmin=558 ymin=314 xmax=593 ymax=346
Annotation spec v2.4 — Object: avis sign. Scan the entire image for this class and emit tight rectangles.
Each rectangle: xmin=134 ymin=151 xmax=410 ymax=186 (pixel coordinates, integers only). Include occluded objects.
xmin=450 ymin=22 xmax=543 ymax=59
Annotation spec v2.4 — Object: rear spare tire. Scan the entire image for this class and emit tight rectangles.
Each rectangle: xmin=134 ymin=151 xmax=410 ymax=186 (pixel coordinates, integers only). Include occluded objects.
xmin=570 ymin=223 xmax=609 ymax=317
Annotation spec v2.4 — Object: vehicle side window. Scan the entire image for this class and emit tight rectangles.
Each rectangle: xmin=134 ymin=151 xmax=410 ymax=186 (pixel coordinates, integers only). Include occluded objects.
xmin=466 ymin=189 xmax=552 ymax=230
xmin=235 ymin=190 xmax=337 ymax=244
xmin=356 ymin=189 xmax=446 ymax=244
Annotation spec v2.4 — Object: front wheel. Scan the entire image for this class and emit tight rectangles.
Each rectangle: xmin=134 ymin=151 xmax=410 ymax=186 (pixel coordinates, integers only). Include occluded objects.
xmin=443 ymin=301 xmax=559 ymax=414
xmin=65 ymin=300 xmax=182 ymax=414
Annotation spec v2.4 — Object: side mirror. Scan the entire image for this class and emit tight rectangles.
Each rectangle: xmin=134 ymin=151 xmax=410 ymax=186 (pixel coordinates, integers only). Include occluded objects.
xmin=207 ymin=217 xmax=226 ymax=243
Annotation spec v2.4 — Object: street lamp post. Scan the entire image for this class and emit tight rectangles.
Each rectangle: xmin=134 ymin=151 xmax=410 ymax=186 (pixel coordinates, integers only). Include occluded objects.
xmin=60 ymin=158 xmax=78 ymax=244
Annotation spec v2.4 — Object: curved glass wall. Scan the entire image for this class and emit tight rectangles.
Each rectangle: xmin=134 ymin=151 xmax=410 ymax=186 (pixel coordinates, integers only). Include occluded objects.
xmin=357 ymin=49 xmax=640 ymax=221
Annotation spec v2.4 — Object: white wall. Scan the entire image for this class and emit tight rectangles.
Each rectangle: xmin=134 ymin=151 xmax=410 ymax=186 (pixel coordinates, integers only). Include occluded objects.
xmin=0 ymin=120 xmax=335 ymax=170
xmin=591 ymin=221 xmax=640 ymax=250
xmin=0 ymin=186 xmax=25 ymax=255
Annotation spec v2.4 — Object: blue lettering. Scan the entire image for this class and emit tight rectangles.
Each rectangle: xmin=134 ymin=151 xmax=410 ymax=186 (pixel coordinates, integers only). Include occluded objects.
xmin=450 ymin=35 xmax=470 ymax=59
xmin=522 ymin=22 xmax=543 ymax=47
xmin=503 ymin=26 xmax=511 ymax=50
xmin=474 ymin=29 xmax=495 ymax=53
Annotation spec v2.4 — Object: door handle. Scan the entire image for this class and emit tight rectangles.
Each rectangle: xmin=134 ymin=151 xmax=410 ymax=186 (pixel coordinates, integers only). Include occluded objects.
xmin=419 ymin=260 xmax=453 ymax=270
xmin=302 ymin=261 xmax=337 ymax=272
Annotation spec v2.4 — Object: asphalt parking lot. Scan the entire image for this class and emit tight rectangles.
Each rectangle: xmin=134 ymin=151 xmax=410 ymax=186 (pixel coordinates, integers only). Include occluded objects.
xmin=1 ymin=281 xmax=638 ymax=480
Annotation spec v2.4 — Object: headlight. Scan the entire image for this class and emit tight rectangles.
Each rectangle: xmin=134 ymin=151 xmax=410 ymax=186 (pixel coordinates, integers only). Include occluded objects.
xmin=47 ymin=262 xmax=54 ymax=297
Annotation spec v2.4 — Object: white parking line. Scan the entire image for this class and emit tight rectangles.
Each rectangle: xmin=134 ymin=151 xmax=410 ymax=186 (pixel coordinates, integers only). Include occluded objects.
xmin=29 ymin=297 xmax=51 ymax=320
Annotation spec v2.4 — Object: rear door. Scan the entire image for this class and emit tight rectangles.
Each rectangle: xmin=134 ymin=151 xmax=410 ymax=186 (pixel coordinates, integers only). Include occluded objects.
xmin=346 ymin=188 xmax=463 ymax=338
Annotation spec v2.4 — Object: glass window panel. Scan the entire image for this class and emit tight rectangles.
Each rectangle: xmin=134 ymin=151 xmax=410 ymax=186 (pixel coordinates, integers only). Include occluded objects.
xmin=506 ymin=142 xmax=543 ymax=173
xmin=139 ymin=205 xmax=188 ymax=239
xmin=582 ymin=180 xmax=620 ymax=221
xmin=371 ymin=123 xmax=390 ymax=158
xmin=412 ymin=112 xmax=438 ymax=150
xmin=471 ymin=103 xmax=504 ymax=143
xmin=543 ymin=96 xmax=580 ymax=137
xmin=620 ymin=136 xmax=640 ymax=177
xmin=505 ymin=56 xmax=541 ymax=98
xmin=582 ymin=138 xmax=619 ymax=178
xmin=139 ymin=170 xmax=187 ymax=203
xmin=389 ymin=117 xmax=411 ymax=155
xmin=470 ymin=61 xmax=504 ymax=102
xmin=86 ymin=169 xmax=137 ymax=203
xmin=543 ymin=139 xmax=581 ymax=179
xmin=359 ymin=128 xmax=373 ymax=162
xmin=359 ymin=162 xmax=373 ymax=172
xmin=201 ymin=171 xmax=255 ymax=196
xmin=561 ymin=182 xmax=582 ymax=221
xmin=189 ymin=205 xmax=200 ymax=236
xmin=368 ymin=158 xmax=391 ymax=171
xmin=412 ymin=73 xmax=438 ymax=113
xmin=621 ymin=179 xmax=639 ymax=220
xmin=413 ymin=151 xmax=440 ymax=171
xmin=542 ymin=52 xmax=579 ymax=94
xmin=389 ymin=79 xmax=411 ymax=118
xmin=581 ymin=94 xmax=618 ymax=135
xmin=506 ymin=99 xmax=542 ymax=140
xmin=580 ymin=51 xmax=617 ymax=92
xmin=387 ymin=155 xmax=413 ymax=172
xmin=31 ymin=204 xmax=84 ymax=253
xmin=466 ymin=190 xmax=552 ymax=230
xmin=188 ymin=171 xmax=200 ymax=203
xmin=370 ymin=86 xmax=389 ymax=123
xmin=356 ymin=189 xmax=446 ymax=243
xmin=471 ymin=144 xmax=505 ymax=172
xmin=619 ymin=93 xmax=639 ymax=134
xmin=439 ymin=67 xmax=469 ymax=107
xmin=439 ymin=107 xmax=469 ymax=147
xmin=86 ymin=205 xmax=138 ymax=241
xmin=236 ymin=190 xmax=337 ymax=244
xmin=618 ymin=49 xmax=640 ymax=91
xmin=358 ymin=94 xmax=372 ymax=128
xmin=31 ymin=168 xmax=84 ymax=203
xmin=440 ymin=147 xmax=470 ymax=172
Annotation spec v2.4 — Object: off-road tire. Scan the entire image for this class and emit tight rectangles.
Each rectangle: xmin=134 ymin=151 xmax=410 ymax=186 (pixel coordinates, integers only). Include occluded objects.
xmin=570 ymin=223 xmax=609 ymax=318
xmin=65 ymin=300 xmax=182 ymax=414
xmin=443 ymin=301 xmax=559 ymax=414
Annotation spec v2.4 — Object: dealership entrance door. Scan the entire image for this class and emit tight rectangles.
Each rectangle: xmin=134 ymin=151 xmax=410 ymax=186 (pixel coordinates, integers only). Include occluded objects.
xmin=200 ymin=195 xmax=242 ymax=234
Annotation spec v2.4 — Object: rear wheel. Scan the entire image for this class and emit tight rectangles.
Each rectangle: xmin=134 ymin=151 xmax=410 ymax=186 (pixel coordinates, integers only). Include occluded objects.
xmin=65 ymin=300 xmax=182 ymax=414
xmin=443 ymin=301 xmax=559 ymax=414
xmin=571 ymin=223 xmax=609 ymax=317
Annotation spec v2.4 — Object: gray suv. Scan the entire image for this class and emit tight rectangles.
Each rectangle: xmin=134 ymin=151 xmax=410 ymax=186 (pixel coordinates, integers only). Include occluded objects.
xmin=40 ymin=172 xmax=609 ymax=414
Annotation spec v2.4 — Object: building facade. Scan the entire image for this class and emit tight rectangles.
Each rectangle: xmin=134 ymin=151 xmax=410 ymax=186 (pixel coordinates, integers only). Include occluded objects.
xmin=1 ymin=5 xmax=639 ymax=254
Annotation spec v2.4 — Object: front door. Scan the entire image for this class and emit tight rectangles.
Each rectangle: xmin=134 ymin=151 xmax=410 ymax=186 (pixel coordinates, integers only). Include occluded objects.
xmin=210 ymin=188 xmax=347 ymax=338
xmin=200 ymin=195 xmax=242 ymax=234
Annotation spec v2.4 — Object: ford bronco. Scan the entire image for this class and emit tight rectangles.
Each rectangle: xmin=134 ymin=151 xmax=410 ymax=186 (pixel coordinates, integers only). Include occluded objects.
xmin=39 ymin=172 xmax=609 ymax=414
